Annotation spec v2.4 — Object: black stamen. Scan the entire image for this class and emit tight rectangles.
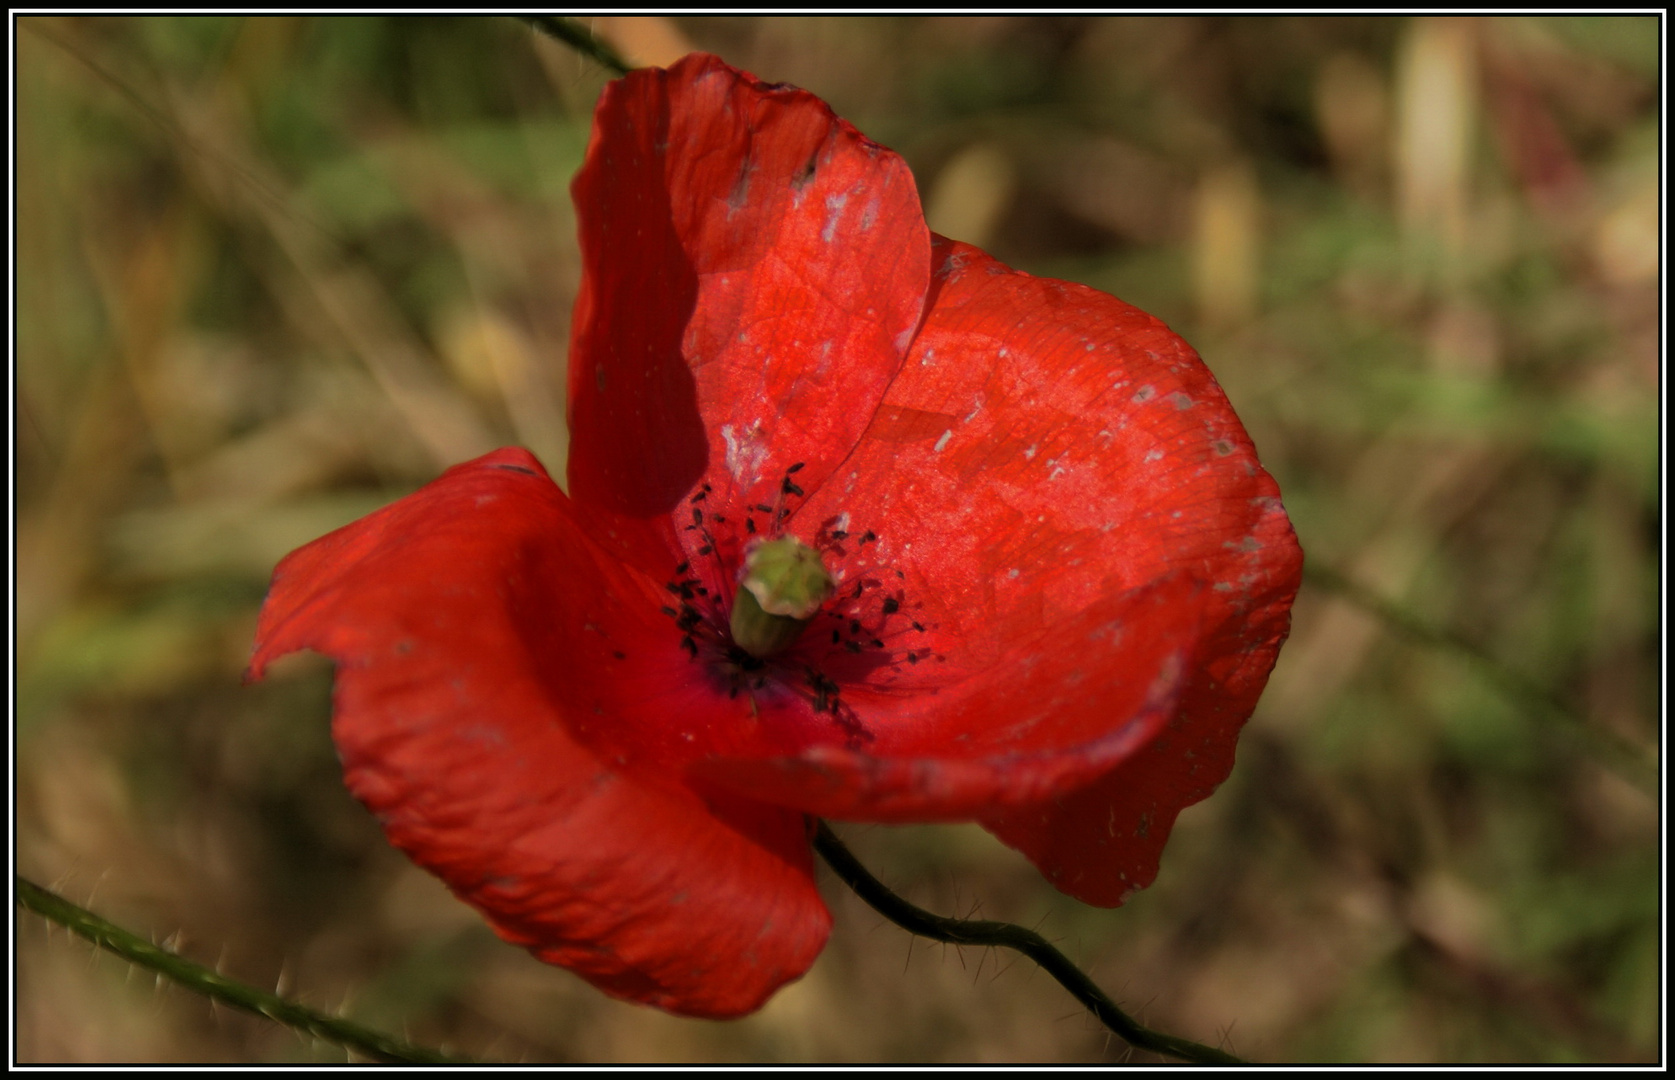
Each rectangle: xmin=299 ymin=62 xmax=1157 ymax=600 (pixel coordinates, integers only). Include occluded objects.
xmin=807 ymin=670 xmax=841 ymax=715
xmin=882 ymin=597 xmax=899 ymax=615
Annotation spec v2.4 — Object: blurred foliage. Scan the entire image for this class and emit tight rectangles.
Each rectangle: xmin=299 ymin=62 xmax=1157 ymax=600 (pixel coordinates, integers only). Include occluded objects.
xmin=13 ymin=15 xmax=1660 ymax=1063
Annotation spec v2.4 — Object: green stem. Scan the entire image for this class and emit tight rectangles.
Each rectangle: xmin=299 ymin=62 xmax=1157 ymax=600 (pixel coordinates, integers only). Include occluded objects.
xmin=1304 ymin=563 xmax=1657 ymax=795
xmin=15 ymin=876 xmax=468 ymax=1065
xmin=812 ymin=824 xmax=1246 ymax=1065
xmin=514 ymin=15 xmax=633 ymax=75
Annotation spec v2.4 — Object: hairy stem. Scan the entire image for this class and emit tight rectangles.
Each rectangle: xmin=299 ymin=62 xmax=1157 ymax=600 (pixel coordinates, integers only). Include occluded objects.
xmin=15 ymin=876 xmax=467 ymax=1065
xmin=813 ymin=824 xmax=1246 ymax=1064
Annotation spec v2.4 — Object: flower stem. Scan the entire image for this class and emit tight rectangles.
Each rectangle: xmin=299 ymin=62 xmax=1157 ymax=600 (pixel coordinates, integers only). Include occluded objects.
xmin=811 ymin=824 xmax=1245 ymax=1064
xmin=514 ymin=15 xmax=632 ymax=75
xmin=14 ymin=876 xmax=468 ymax=1065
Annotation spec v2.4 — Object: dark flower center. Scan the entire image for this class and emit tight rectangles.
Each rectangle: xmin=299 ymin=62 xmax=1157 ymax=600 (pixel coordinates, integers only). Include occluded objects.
xmin=658 ymin=465 xmax=942 ymax=746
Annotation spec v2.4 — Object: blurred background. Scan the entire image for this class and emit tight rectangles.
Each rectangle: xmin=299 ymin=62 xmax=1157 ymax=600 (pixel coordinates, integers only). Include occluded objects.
xmin=13 ymin=15 xmax=1660 ymax=1063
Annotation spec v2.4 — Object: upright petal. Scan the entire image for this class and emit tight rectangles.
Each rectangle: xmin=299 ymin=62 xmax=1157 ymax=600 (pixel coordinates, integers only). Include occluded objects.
xmin=248 ymin=449 xmax=831 ymax=1017
xmin=567 ymin=54 xmax=931 ymax=571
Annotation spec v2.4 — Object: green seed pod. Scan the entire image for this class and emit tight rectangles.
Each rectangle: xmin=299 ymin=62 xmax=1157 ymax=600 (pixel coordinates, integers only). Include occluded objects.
xmin=730 ymin=536 xmax=834 ymax=659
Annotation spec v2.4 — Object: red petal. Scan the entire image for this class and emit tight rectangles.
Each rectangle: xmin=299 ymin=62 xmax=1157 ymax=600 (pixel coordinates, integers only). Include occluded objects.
xmin=567 ymin=54 xmax=931 ymax=571
xmin=248 ymin=448 xmax=830 ymax=1018
xmin=694 ymin=570 xmax=1210 ymax=821
xmin=980 ymin=493 xmax=1301 ymax=905
xmin=784 ymin=239 xmax=1303 ymax=898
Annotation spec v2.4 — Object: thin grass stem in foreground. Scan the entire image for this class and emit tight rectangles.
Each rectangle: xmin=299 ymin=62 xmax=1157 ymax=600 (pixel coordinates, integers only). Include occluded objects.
xmin=1304 ymin=562 xmax=1656 ymax=795
xmin=516 ymin=15 xmax=632 ymax=75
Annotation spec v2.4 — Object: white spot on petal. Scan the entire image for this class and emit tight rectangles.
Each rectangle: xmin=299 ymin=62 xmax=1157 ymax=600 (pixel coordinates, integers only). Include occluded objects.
xmin=721 ymin=424 xmax=768 ymax=486
xmin=934 ymin=429 xmax=952 ymax=453
xmin=822 ymin=193 xmax=849 ymax=243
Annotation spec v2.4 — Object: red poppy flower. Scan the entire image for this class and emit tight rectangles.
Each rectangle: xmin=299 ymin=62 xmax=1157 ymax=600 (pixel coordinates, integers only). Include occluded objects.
xmin=248 ymin=53 xmax=1301 ymax=1019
